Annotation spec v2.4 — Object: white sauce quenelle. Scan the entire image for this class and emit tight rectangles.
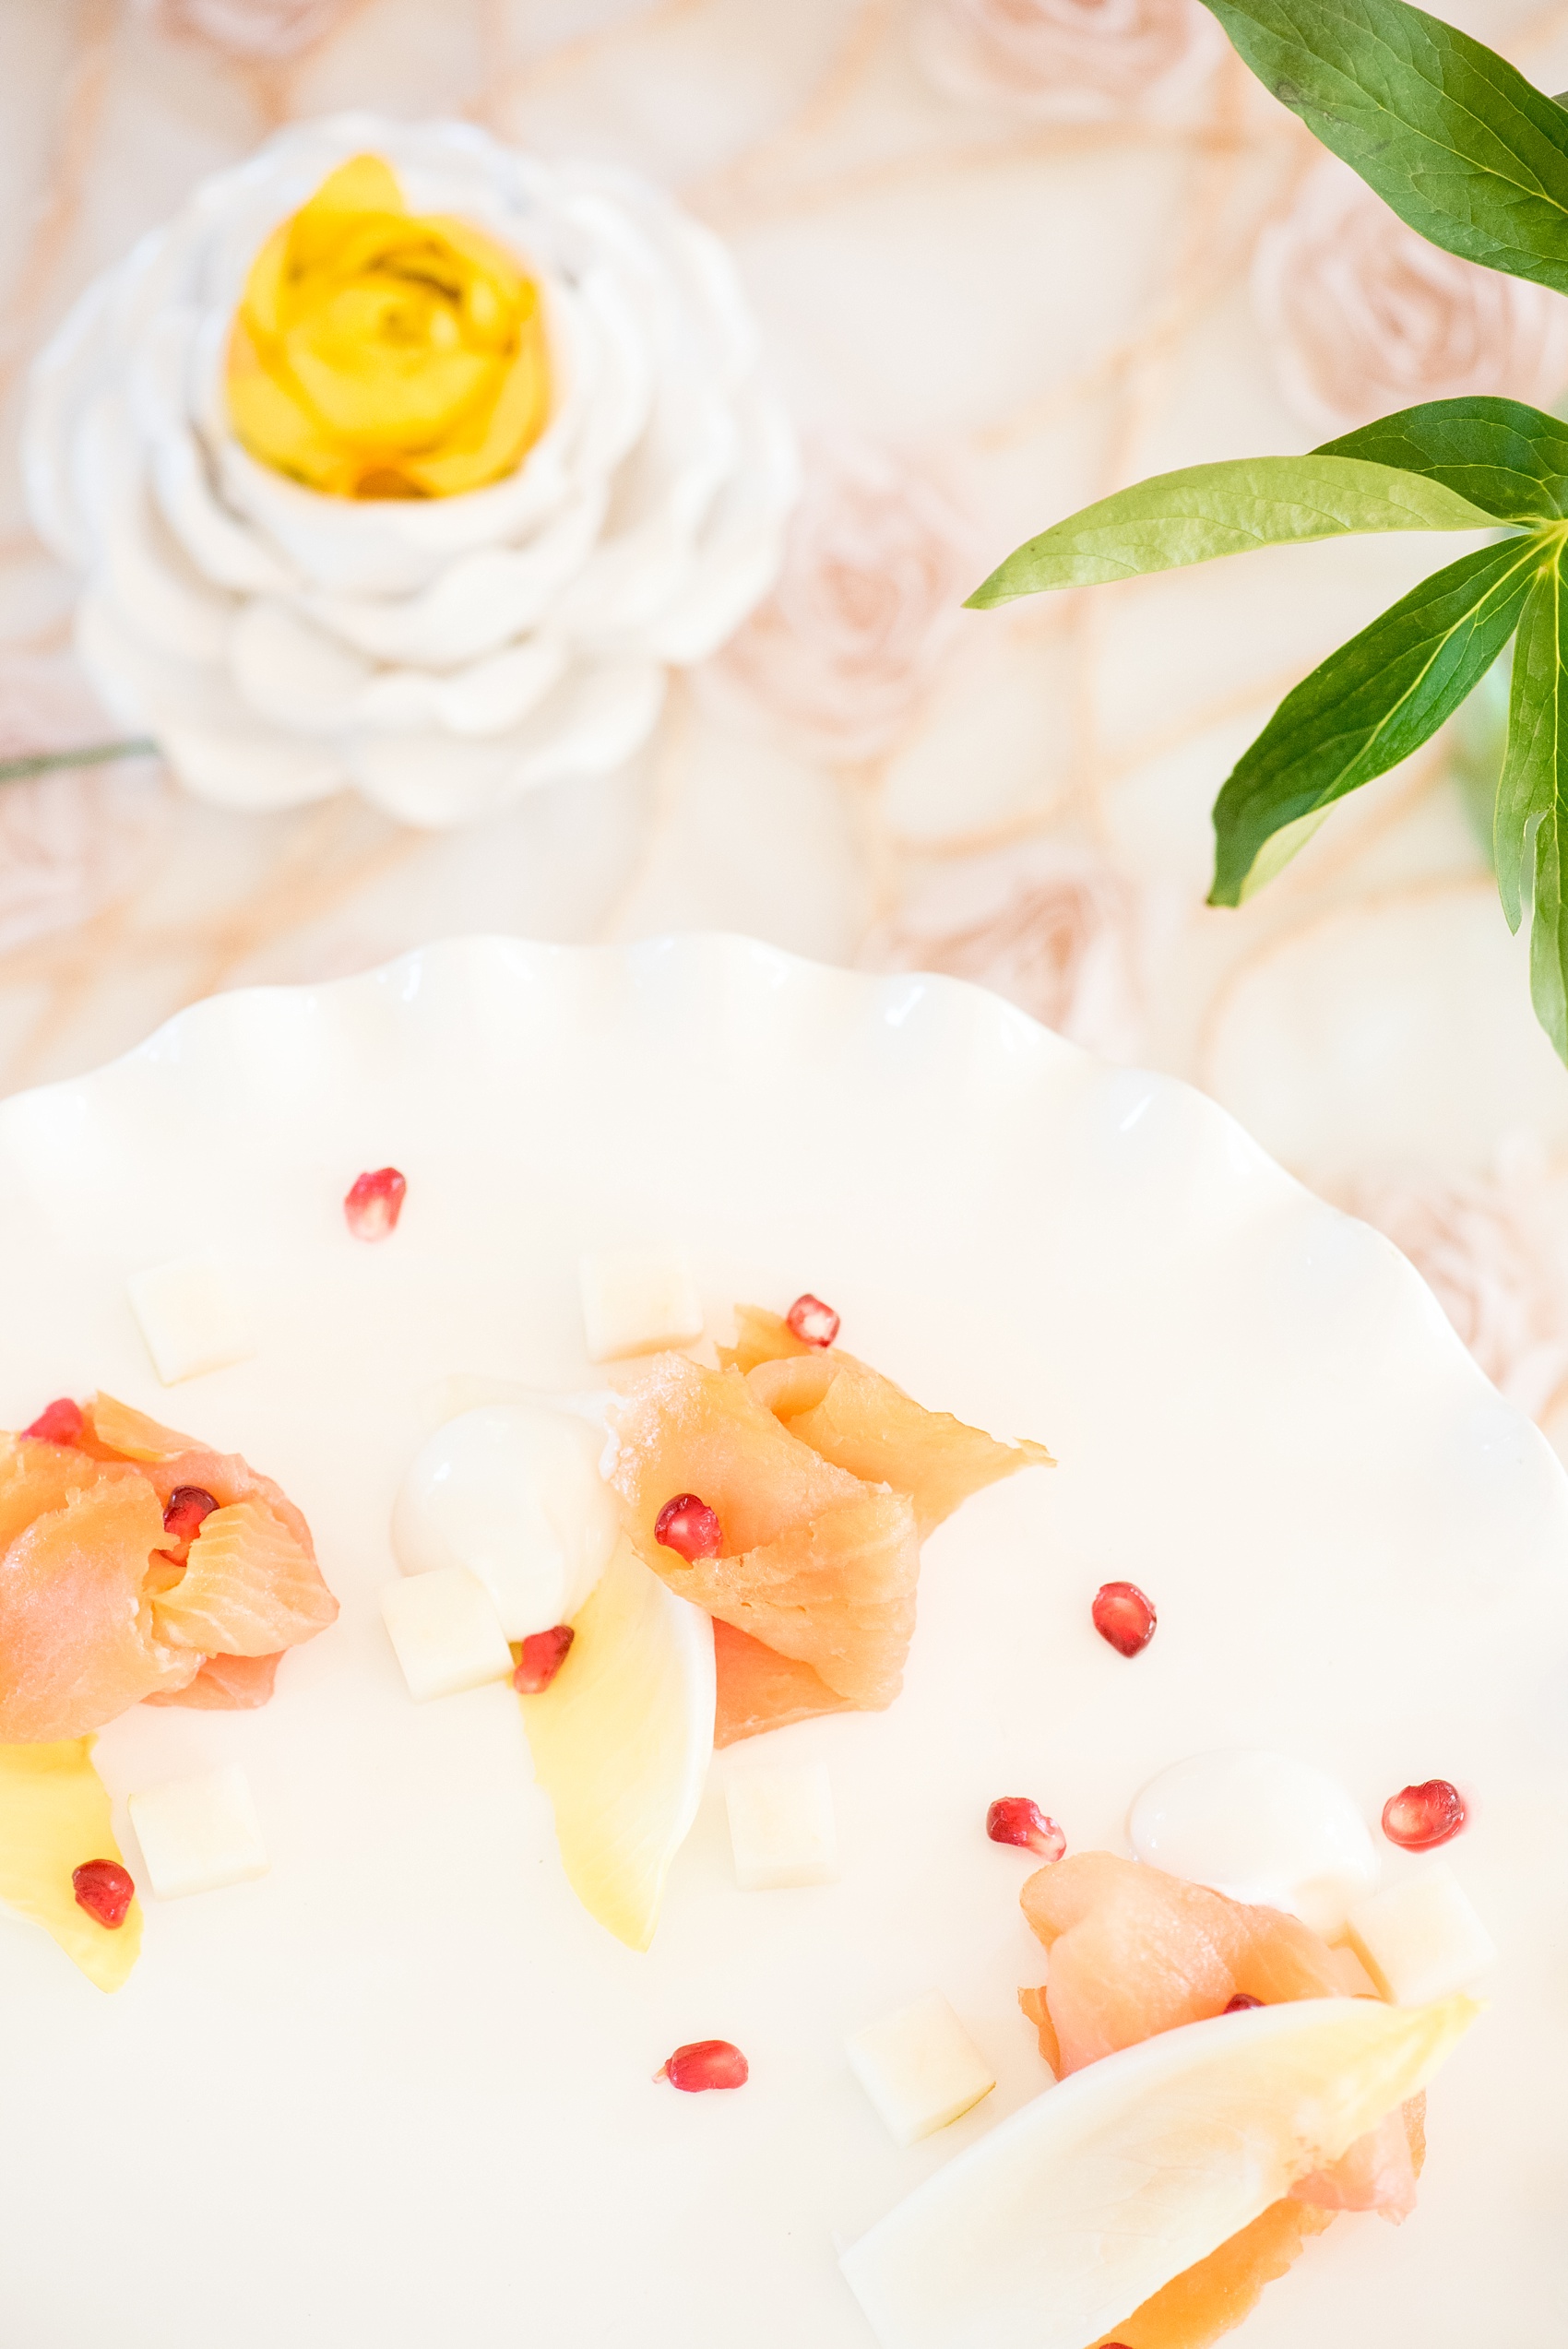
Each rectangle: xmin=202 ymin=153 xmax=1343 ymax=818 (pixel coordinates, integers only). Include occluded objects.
xmin=392 ymin=1403 xmax=620 ymax=1641
xmin=1127 ymin=1749 xmax=1378 ymax=1938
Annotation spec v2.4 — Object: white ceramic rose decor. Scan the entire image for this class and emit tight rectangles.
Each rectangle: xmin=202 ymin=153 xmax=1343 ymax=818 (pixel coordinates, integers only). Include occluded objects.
xmin=23 ymin=116 xmax=798 ymax=826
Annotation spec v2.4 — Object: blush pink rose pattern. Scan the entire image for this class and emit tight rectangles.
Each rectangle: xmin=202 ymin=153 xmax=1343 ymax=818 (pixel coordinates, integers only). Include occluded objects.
xmin=701 ymin=441 xmax=980 ymax=765
xmin=859 ymin=839 xmax=1158 ymax=1063
xmin=1253 ymin=158 xmax=1568 ymax=436
xmin=0 ymin=655 xmax=166 ymax=956
xmin=134 ymin=0 xmax=359 ymax=61
xmin=916 ymin=0 xmax=1226 ymax=121
xmin=1349 ymin=1162 xmax=1568 ymax=1422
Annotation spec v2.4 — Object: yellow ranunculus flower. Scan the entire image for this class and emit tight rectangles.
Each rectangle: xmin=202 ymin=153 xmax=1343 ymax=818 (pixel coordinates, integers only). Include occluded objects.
xmin=226 ymin=153 xmax=551 ymax=501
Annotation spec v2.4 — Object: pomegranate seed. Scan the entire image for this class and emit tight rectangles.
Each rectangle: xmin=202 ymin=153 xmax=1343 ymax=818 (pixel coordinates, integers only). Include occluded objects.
xmin=72 ymin=1858 xmax=135 ymax=1929
xmin=986 ymin=1797 xmax=1066 ymax=1861
xmin=655 ymin=1493 xmax=724 ymax=1561
xmin=1382 ymin=1779 xmax=1467 ymax=1851
xmin=786 ymin=1292 xmax=840 ymax=1348
xmin=162 ymin=1485 xmax=218 ymax=1544
xmin=657 ymin=2039 xmax=749 ymax=2092
xmin=344 ymin=1166 xmax=407 ymax=1242
xmin=513 ymin=1624 xmax=574 ymax=1694
xmin=1225 ymin=1993 xmax=1265 ymax=2012
xmin=1092 ymin=1580 xmax=1157 ymax=1657
xmin=23 ymin=1397 xmax=82 ymax=1444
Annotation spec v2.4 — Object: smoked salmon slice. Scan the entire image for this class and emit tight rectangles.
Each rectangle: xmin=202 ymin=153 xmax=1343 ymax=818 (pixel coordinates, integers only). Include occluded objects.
xmin=612 ymin=1357 xmax=921 ymax=1714
xmin=77 ymin=1393 xmax=202 ymax=1463
xmin=1082 ymin=2200 xmax=1335 ymax=2349
xmin=613 ymin=1354 xmax=865 ymax=1554
xmin=1020 ymin=1852 xmax=1426 ymax=2346
xmin=730 ymin=1306 xmax=1053 ymax=1535
xmin=617 ymin=1322 xmax=1051 ymax=1743
xmin=0 ymin=1394 xmax=335 ymax=1740
xmin=717 ymin=1303 xmax=817 ymax=1374
xmin=144 ymin=1650 xmax=283 ymax=1710
xmin=653 ymin=1489 xmax=918 ymax=1711
xmin=1020 ymin=1852 xmax=1349 ymax=2073
xmin=0 ymin=1447 xmax=201 ymax=1738
xmin=712 ymin=1621 xmax=852 ymax=1747
xmin=151 ymin=1499 xmax=336 ymax=1658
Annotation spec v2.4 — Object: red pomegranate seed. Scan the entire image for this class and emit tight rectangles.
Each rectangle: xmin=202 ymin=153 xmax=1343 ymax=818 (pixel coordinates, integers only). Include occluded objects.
xmin=72 ymin=1858 xmax=135 ymax=1929
xmin=23 ymin=1397 xmax=82 ymax=1445
xmin=655 ymin=1493 xmax=724 ymax=1561
xmin=1382 ymin=1779 xmax=1467 ymax=1851
xmin=1225 ymin=1993 xmax=1265 ymax=2012
xmin=786 ymin=1292 xmax=840 ymax=1348
xmin=344 ymin=1166 xmax=407 ymax=1242
xmin=162 ymin=1486 xmax=218 ymax=1544
xmin=513 ymin=1624 xmax=574 ymax=1694
xmin=657 ymin=2039 xmax=749 ymax=2092
xmin=1092 ymin=1581 xmax=1157 ymax=1657
xmin=986 ymin=1797 xmax=1066 ymax=1861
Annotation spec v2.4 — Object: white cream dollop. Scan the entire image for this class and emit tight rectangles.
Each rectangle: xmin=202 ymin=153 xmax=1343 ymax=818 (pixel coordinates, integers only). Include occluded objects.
xmin=392 ymin=1402 xmax=620 ymax=1641
xmin=23 ymin=114 xmax=798 ymax=826
xmin=1127 ymin=1748 xmax=1378 ymax=1938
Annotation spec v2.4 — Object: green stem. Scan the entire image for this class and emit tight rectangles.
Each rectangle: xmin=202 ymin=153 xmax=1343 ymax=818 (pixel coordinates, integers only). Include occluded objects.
xmin=0 ymin=738 xmax=158 ymax=784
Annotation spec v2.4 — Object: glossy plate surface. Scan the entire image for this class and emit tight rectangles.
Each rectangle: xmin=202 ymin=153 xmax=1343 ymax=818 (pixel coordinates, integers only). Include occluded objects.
xmin=0 ymin=934 xmax=1562 ymax=2349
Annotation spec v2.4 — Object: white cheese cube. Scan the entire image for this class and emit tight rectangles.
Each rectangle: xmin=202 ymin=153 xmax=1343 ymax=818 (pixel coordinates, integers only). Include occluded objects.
xmin=578 ymin=1248 xmax=703 ymax=1362
xmin=726 ymin=1761 xmax=838 ymax=1890
xmin=128 ymin=1764 xmax=268 ymax=1899
xmin=1344 ymin=1863 xmax=1497 ymax=2006
xmin=848 ymin=1992 xmax=996 ymax=2146
xmin=127 ymin=1253 xmax=255 ymax=1384
xmin=379 ymin=1565 xmax=513 ymax=1702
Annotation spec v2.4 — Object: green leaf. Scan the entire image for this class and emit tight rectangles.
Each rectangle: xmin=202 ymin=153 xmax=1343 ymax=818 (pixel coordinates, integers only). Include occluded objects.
xmin=1210 ymin=532 xmax=1547 ymax=904
xmin=1316 ymin=397 xmax=1568 ymax=523
xmin=0 ymin=738 xmax=157 ymax=785
xmin=967 ymin=457 xmax=1497 ymax=606
xmin=1199 ymin=0 xmax=1568 ymax=294
xmin=1449 ymin=637 xmax=1512 ymax=861
xmin=1494 ymin=557 xmax=1568 ymax=1056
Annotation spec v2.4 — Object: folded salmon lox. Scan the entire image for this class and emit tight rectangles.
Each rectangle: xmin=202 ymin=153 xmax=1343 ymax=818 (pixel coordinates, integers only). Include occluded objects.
xmin=661 ymin=1489 xmax=918 ymax=1712
xmin=726 ymin=1306 xmax=1054 ymax=1536
xmin=0 ymin=1393 xmax=336 ymax=1742
xmin=612 ymin=1358 xmax=916 ymax=1710
xmin=1021 ymin=1853 xmax=1429 ymax=2349
xmin=1021 ymin=1851 xmax=1354 ymax=2076
xmin=145 ymin=1649 xmax=284 ymax=1711
xmin=711 ymin=1620 xmax=851 ymax=1748
xmin=152 ymin=1500 xmax=335 ymax=1658
xmin=614 ymin=1321 xmax=1052 ymax=1741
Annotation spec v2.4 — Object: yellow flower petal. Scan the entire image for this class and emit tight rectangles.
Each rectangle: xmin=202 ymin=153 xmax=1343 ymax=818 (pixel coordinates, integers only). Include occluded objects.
xmin=286 ymin=153 xmax=407 ymax=271
xmin=405 ymin=309 xmax=551 ymax=498
xmin=226 ymin=154 xmax=551 ymax=500
xmin=0 ymin=1738 xmax=143 ymax=1992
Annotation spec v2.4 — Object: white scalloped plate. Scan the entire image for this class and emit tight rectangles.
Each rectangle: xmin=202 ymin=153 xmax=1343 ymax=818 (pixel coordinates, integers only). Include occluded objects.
xmin=0 ymin=935 xmax=1563 ymax=2349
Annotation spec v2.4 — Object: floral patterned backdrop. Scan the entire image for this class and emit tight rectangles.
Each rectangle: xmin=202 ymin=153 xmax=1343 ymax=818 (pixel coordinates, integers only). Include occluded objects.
xmin=6 ymin=0 xmax=1568 ymax=1456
